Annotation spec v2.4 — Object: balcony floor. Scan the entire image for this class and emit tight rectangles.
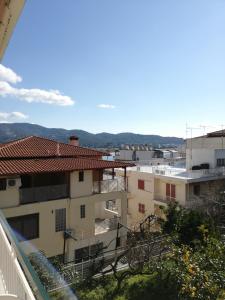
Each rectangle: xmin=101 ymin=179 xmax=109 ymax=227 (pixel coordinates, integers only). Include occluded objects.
xmin=95 ymin=218 xmax=110 ymax=235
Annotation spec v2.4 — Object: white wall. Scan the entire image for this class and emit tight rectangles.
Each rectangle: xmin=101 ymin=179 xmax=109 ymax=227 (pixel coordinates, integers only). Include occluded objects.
xmin=136 ymin=151 xmax=154 ymax=161
xmin=186 ymin=136 xmax=225 ymax=170
xmin=186 ymin=148 xmax=215 ymax=170
xmin=117 ymin=150 xmax=134 ymax=161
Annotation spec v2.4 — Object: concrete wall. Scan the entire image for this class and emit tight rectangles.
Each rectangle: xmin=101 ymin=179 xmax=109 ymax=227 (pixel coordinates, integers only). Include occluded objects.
xmin=118 ymin=150 xmax=134 ymax=161
xmin=0 ymin=177 xmax=21 ymax=208
xmin=186 ymin=136 xmax=225 ymax=170
xmin=70 ymin=170 xmax=93 ymax=198
xmin=135 ymin=151 xmax=154 ymax=161
xmin=186 ymin=148 xmax=215 ymax=170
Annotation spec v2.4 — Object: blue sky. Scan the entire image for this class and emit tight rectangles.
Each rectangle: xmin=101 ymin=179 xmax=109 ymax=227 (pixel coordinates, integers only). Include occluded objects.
xmin=1 ymin=0 xmax=225 ymax=138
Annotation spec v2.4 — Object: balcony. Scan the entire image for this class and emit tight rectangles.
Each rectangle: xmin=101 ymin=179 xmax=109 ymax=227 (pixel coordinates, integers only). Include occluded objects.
xmin=95 ymin=216 xmax=121 ymax=235
xmin=154 ymin=194 xmax=176 ymax=204
xmin=93 ymin=178 xmax=126 ymax=194
xmin=0 ymin=210 xmax=49 ymax=299
xmin=152 ymin=166 xmax=225 ymax=180
xmin=20 ymin=184 xmax=69 ymax=204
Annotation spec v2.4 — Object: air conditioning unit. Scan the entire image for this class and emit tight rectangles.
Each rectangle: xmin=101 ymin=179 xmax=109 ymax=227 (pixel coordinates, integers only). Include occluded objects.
xmin=7 ymin=179 xmax=16 ymax=187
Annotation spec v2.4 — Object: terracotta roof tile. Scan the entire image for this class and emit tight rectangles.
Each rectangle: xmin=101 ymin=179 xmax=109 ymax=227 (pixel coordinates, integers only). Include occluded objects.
xmin=0 ymin=136 xmax=108 ymax=159
xmin=0 ymin=157 xmax=134 ymax=176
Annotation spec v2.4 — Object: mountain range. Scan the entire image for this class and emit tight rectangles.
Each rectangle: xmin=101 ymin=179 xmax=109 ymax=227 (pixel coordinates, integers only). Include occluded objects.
xmin=0 ymin=123 xmax=184 ymax=148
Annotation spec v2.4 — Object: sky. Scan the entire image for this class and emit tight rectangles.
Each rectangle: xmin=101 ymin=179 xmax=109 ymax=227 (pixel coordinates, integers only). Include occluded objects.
xmin=1 ymin=0 xmax=225 ymax=138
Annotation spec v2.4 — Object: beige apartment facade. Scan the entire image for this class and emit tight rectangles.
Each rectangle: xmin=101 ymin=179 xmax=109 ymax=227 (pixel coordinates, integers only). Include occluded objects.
xmin=0 ymin=136 xmax=132 ymax=263
xmin=2 ymin=171 xmax=127 ymax=262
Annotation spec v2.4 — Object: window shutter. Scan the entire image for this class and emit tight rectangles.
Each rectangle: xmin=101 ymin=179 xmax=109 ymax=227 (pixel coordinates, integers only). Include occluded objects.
xmin=166 ymin=183 xmax=170 ymax=197
xmin=138 ymin=179 xmax=145 ymax=190
xmin=171 ymin=184 xmax=176 ymax=198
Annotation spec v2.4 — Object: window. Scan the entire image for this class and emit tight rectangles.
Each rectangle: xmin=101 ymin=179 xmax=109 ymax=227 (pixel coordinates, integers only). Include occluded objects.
xmin=90 ymin=242 xmax=103 ymax=257
xmin=166 ymin=183 xmax=176 ymax=200
xmin=138 ymin=203 xmax=145 ymax=213
xmin=193 ymin=185 xmax=200 ymax=196
xmin=74 ymin=243 xmax=104 ymax=263
xmin=74 ymin=246 xmax=89 ymax=263
xmin=0 ymin=179 xmax=6 ymax=191
xmin=55 ymin=208 xmax=66 ymax=232
xmin=217 ymin=158 xmax=225 ymax=167
xmin=79 ymin=171 xmax=84 ymax=182
xmin=80 ymin=205 xmax=85 ymax=218
xmin=7 ymin=214 xmax=39 ymax=241
xmin=138 ymin=179 xmax=145 ymax=190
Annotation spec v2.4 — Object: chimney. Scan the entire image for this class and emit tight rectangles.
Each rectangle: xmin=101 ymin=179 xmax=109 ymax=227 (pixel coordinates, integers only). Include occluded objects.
xmin=69 ymin=135 xmax=79 ymax=146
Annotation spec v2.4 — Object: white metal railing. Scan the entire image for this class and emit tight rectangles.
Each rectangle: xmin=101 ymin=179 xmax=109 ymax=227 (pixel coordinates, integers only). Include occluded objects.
xmin=93 ymin=178 xmax=125 ymax=194
xmin=0 ymin=222 xmax=35 ymax=299
xmin=0 ymin=211 xmax=50 ymax=300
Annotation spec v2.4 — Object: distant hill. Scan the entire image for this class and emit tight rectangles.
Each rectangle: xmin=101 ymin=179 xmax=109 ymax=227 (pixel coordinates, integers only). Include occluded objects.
xmin=0 ymin=123 xmax=184 ymax=148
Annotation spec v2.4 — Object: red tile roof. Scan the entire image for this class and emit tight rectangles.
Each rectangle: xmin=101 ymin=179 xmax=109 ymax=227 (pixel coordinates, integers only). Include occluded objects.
xmin=0 ymin=157 xmax=134 ymax=176
xmin=0 ymin=136 xmax=108 ymax=159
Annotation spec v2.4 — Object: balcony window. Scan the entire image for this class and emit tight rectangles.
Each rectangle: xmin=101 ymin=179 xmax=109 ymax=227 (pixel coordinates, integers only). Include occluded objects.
xmin=80 ymin=205 xmax=86 ymax=218
xmin=166 ymin=183 xmax=176 ymax=199
xmin=138 ymin=179 xmax=145 ymax=190
xmin=0 ymin=178 xmax=6 ymax=190
xmin=7 ymin=214 xmax=39 ymax=241
xmin=74 ymin=246 xmax=89 ymax=264
xmin=79 ymin=171 xmax=84 ymax=182
xmin=55 ymin=208 xmax=66 ymax=232
xmin=217 ymin=158 xmax=225 ymax=167
xmin=193 ymin=185 xmax=200 ymax=196
xmin=138 ymin=203 xmax=145 ymax=213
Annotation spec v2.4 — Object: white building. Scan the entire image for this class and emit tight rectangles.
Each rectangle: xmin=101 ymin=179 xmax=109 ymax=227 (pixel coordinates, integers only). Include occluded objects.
xmin=121 ymin=131 xmax=225 ymax=229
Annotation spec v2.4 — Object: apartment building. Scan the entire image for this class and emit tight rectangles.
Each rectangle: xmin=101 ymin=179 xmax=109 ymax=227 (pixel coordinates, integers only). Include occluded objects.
xmin=0 ymin=136 xmax=132 ymax=265
xmin=121 ymin=131 xmax=225 ymax=228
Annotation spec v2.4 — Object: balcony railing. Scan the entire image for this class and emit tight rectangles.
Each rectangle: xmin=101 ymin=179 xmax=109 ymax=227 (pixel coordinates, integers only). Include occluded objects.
xmin=0 ymin=210 xmax=49 ymax=299
xmin=93 ymin=178 xmax=125 ymax=194
xmin=154 ymin=194 xmax=176 ymax=204
xmin=20 ymin=184 xmax=69 ymax=204
xmin=152 ymin=166 xmax=225 ymax=180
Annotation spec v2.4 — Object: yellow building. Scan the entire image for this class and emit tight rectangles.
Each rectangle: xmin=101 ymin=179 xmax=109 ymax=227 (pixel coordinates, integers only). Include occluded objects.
xmin=0 ymin=135 xmax=132 ymax=263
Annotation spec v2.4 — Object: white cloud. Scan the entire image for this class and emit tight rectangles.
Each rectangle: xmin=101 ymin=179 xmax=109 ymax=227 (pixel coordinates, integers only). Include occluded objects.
xmin=97 ymin=104 xmax=115 ymax=109
xmin=0 ymin=64 xmax=74 ymax=106
xmin=0 ymin=64 xmax=22 ymax=84
xmin=0 ymin=111 xmax=28 ymax=122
